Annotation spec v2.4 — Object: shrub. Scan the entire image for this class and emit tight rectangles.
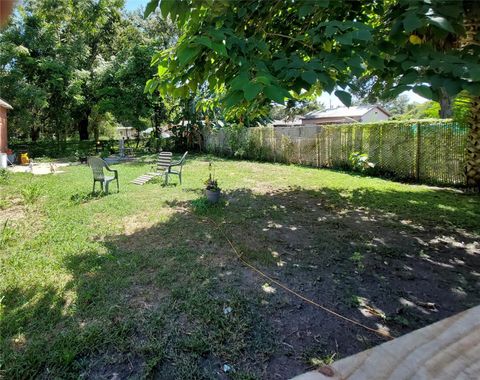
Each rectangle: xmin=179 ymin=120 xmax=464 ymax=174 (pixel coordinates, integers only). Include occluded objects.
xmin=349 ymin=152 xmax=375 ymax=173
xmin=226 ymin=123 xmax=249 ymax=158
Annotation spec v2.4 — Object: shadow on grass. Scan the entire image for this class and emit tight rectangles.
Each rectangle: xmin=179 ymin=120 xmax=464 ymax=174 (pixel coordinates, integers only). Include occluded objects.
xmin=1 ymin=185 xmax=479 ymax=379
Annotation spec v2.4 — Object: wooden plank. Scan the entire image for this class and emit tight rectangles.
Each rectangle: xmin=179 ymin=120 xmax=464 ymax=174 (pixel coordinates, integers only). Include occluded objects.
xmin=131 ymin=174 xmax=155 ymax=185
xmin=291 ymin=305 xmax=480 ymax=380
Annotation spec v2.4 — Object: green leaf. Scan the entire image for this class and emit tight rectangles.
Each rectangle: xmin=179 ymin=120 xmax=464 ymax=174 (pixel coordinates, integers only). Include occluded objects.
xmin=144 ymin=78 xmax=159 ymax=94
xmin=368 ymin=55 xmax=384 ymax=70
xmin=298 ymin=4 xmax=313 ymax=18
xmin=301 ymin=70 xmax=317 ymax=84
xmin=157 ymin=64 xmax=168 ymax=77
xmin=468 ymin=64 xmax=480 ymax=81
xmin=264 ymin=85 xmax=289 ymax=103
xmin=230 ymin=71 xmax=249 ymax=91
xmin=325 ymin=24 xmax=338 ymax=37
xmin=442 ymin=79 xmax=461 ymax=97
xmin=336 ymin=32 xmax=353 ymax=45
xmin=317 ymin=0 xmax=329 ymax=8
xmin=177 ymin=46 xmax=201 ymax=66
xmin=160 ymin=0 xmax=176 ymax=18
xmin=389 ymin=85 xmax=410 ymax=98
xmin=463 ymin=82 xmax=480 ymax=96
xmin=352 ymin=29 xmax=372 ymax=41
xmin=195 ymin=36 xmax=212 ymax=49
xmin=315 ymin=73 xmax=332 ymax=92
xmin=413 ymin=85 xmax=433 ymax=100
xmin=144 ymin=0 xmax=159 ymax=18
xmin=334 ymin=90 xmax=352 ymax=107
xmin=211 ymin=41 xmax=227 ymax=56
xmin=427 ymin=15 xmax=455 ymax=33
xmin=224 ymin=90 xmax=244 ymax=108
xmin=348 ymin=55 xmax=363 ymax=70
xmin=255 ymin=76 xmax=272 ymax=85
xmin=209 ymin=29 xmax=226 ymax=41
xmin=273 ymin=58 xmax=288 ymax=71
xmin=243 ymin=82 xmax=263 ymax=101
xmin=403 ymin=13 xmax=423 ymax=33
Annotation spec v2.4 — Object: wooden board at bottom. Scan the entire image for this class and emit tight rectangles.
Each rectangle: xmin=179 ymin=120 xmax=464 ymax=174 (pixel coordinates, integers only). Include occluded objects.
xmin=291 ymin=304 xmax=480 ymax=380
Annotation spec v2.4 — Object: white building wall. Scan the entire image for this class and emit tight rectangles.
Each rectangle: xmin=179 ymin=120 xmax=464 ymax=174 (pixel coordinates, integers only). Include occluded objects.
xmin=360 ymin=107 xmax=389 ymax=123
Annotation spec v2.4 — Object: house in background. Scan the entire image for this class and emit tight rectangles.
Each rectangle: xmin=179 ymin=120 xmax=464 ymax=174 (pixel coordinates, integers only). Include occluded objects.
xmin=271 ymin=117 xmax=303 ymax=127
xmin=0 ymin=97 xmax=13 ymax=153
xmin=301 ymin=105 xmax=390 ymax=125
xmin=116 ymin=126 xmax=138 ymax=139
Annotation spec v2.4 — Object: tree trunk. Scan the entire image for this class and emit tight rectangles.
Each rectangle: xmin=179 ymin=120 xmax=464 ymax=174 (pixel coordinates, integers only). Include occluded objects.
xmin=461 ymin=5 xmax=480 ymax=190
xmin=78 ymin=111 xmax=90 ymax=141
xmin=30 ymin=126 xmax=39 ymax=142
xmin=465 ymin=96 xmax=480 ymax=189
xmin=93 ymin=124 xmax=99 ymax=142
xmin=438 ymin=88 xmax=453 ymax=119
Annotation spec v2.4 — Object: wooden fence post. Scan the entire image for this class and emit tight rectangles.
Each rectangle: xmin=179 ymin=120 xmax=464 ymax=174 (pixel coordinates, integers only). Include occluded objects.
xmin=273 ymin=128 xmax=276 ymax=163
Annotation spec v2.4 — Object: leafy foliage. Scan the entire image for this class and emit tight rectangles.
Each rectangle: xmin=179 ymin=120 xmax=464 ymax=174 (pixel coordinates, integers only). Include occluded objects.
xmin=145 ymin=0 xmax=480 ymax=117
xmin=205 ymin=161 xmax=220 ymax=191
xmin=269 ymin=99 xmax=325 ymax=121
xmin=352 ymin=1 xmax=480 ymax=116
xmin=396 ymin=101 xmax=441 ymax=120
xmin=145 ymin=0 xmax=383 ymax=115
xmin=0 ymin=1 xmax=177 ymax=142
xmin=349 ymin=152 xmax=375 ymax=173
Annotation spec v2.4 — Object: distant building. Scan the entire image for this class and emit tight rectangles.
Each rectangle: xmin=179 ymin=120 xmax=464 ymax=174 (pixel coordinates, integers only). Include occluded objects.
xmin=301 ymin=105 xmax=390 ymax=125
xmin=116 ymin=126 xmax=138 ymax=139
xmin=0 ymin=98 xmax=13 ymax=153
xmin=271 ymin=117 xmax=303 ymax=127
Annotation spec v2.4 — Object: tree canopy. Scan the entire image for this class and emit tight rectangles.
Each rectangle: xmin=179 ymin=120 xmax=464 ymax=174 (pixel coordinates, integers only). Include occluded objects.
xmin=144 ymin=0 xmax=480 ymax=118
xmin=0 ymin=0 xmax=176 ymax=141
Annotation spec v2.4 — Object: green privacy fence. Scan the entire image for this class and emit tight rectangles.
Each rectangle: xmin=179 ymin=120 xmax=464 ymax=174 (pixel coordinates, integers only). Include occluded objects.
xmin=205 ymin=120 xmax=469 ymax=186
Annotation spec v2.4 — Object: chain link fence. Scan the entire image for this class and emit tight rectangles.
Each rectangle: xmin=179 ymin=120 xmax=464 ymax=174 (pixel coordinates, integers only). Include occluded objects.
xmin=205 ymin=120 xmax=469 ymax=186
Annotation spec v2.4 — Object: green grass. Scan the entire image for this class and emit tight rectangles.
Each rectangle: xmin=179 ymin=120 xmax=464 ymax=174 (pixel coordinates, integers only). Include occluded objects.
xmin=1 ymin=154 xmax=479 ymax=379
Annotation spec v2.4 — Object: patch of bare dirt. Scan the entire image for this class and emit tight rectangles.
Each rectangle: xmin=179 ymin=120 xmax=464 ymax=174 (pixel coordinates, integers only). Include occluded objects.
xmin=210 ymin=188 xmax=480 ymax=378
xmin=0 ymin=198 xmax=25 ymax=224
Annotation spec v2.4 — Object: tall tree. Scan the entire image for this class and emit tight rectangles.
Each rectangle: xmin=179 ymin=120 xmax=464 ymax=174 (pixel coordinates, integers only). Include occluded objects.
xmin=0 ymin=0 xmax=125 ymax=141
xmin=95 ymin=10 xmax=176 ymax=138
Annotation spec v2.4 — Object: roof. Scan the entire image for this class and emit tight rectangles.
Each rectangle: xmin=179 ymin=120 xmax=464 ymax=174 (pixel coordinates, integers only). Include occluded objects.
xmin=303 ymin=105 xmax=390 ymax=119
xmin=271 ymin=117 xmax=303 ymax=126
xmin=0 ymin=98 xmax=13 ymax=110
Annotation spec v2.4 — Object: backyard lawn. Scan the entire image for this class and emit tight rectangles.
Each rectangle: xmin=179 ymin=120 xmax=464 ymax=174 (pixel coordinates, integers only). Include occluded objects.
xmin=1 ymin=154 xmax=479 ymax=379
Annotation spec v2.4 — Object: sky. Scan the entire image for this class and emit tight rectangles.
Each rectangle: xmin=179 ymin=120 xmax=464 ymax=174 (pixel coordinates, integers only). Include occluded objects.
xmin=123 ymin=0 xmax=429 ymax=108
xmin=319 ymin=90 xmax=428 ymax=109
xmin=124 ymin=0 xmax=148 ymax=11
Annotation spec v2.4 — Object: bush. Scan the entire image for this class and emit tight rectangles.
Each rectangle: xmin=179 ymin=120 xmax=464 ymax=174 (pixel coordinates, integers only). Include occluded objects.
xmin=349 ymin=152 xmax=375 ymax=173
xmin=226 ymin=123 xmax=249 ymax=158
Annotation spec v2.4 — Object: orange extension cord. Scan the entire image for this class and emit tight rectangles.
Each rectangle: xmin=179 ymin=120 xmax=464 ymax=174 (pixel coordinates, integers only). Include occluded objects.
xmin=204 ymin=217 xmax=393 ymax=341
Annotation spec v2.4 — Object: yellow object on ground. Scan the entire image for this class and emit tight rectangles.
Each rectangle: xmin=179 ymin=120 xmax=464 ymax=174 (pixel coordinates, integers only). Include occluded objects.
xmin=20 ymin=152 xmax=29 ymax=165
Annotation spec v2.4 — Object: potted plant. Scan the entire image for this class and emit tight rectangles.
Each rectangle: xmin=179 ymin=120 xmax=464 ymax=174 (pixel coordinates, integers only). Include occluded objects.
xmin=205 ymin=162 xmax=221 ymax=203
